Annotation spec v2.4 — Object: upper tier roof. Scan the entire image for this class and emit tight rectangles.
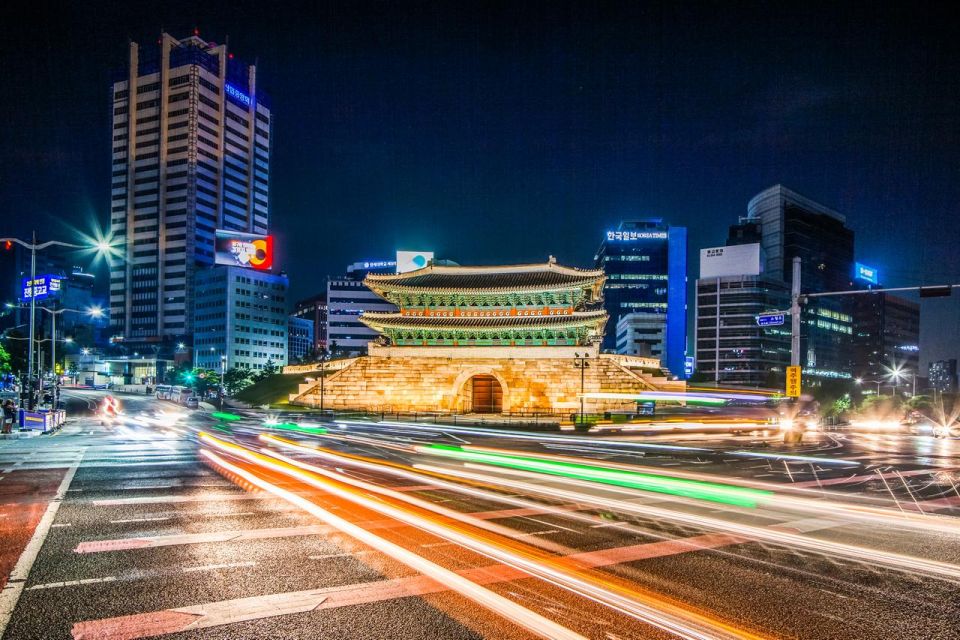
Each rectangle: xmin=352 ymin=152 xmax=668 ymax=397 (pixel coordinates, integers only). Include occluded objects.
xmin=364 ymin=261 xmax=605 ymax=295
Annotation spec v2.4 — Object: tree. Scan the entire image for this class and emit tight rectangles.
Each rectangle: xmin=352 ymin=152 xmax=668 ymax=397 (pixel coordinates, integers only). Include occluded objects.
xmin=0 ymin=341 xmax=11 ymax=375
xmin=223 ymin=367 xmax=254 ymax=396
xmin=252 ymin=359 xmax=279 ymax=382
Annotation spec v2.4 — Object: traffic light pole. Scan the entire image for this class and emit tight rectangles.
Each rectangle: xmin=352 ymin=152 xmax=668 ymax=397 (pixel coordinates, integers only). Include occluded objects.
xmin=790 ymin=256 xmax=801 ymax=367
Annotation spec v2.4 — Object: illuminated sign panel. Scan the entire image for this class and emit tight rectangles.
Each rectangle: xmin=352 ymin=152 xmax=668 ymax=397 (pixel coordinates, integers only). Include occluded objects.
xmin=225 ymin=84 xmax=252 ymax=107
xmin=785 ymin=366 xmax=802 ymax=397
xmin=215 ymin=230 xmax=274 ymax=271
xmin=700 ymin=243 xmax=762 ymax=278
xmin=21 ymin=275 xmax=62 ymax=301
xmin=396 ymin=251 xmax=434 ymax=273
xmin=854 ymin=263 xmax=879 ymax=285
xmin=606 ymin=230 xmax=668 ymax=241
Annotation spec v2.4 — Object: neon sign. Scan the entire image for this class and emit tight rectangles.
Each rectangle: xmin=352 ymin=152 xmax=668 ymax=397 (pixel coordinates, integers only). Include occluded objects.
xmin=21 ymin=275 xmax=62 ymax=300
xmin=855 ymin=263 xmax=879 ymax=285
xmin=606 ymin=231 xmax=668 ymax=241
xmin=225 ymin=84 xmax=251 ymax=107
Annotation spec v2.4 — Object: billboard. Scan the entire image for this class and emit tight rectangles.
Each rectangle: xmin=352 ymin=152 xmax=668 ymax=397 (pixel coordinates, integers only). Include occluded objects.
xmin=396 ymin=250 xmax=434 ymax=273
xmin=854 ymin=262 xmax=879 ymax=285
xmin=215 ymin=231 xmax=274 ymax=271
xmin=699 ymin=243 xmax=761 ymax=279
xmin=21 ymin=275 xmax=62 ymax=301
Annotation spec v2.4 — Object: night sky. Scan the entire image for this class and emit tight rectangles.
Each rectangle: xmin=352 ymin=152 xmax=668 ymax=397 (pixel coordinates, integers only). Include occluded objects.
xmin=2 ymin=2 xmax=959 ymax=366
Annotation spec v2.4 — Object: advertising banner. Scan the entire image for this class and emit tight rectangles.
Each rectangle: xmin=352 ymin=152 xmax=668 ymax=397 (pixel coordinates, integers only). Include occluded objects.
xmin=215 ymin=231 xmax=274 ymax=271
xmin=699 ymin=243 xmax=761 ymax=279
xmin=21 ymin=275 xmax=62 ymax=301
xmin=396 ymin=250 xmax=434 ymax=273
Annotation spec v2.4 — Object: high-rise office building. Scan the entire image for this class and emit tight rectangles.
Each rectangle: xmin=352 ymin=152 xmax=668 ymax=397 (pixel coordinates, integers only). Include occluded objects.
xmin=929 ymin=359 xmax=958 ymax=394
xmin=744 ymin=185 xmax=855 ymax=379
xmin=595 ymin=220 xmax=687 ymax=377
xmin=694 ymin=243 xmax=791 ymax=386
xmin=850 ymin=293 xmax=920 ymax=380
xmin=109 ymin=32 xmax=272 ymax=348
xmin=287 ymin=316 xmax=314 ymax=363
xmin=193 ymin=266 xmax=288 ymax=371
xmin=327 ymin=261 xmax=398 ymax=356
xmin=292 ymin=293 xmax=328 ymax=354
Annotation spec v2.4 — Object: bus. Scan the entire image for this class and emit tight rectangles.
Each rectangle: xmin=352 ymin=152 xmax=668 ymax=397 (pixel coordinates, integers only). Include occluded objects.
xmin=155 ymin=385 xmax=173 ymax=400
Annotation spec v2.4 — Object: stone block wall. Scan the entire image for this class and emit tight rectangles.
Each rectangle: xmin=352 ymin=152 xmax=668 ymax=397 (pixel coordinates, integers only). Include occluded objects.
xmin=290 ymin=353 xmax=682 ymax=413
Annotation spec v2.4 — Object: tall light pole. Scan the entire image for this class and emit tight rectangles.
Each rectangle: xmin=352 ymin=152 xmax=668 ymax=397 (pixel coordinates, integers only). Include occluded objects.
xmin=2 ymin=234 xmax=112 ymax=409
xmin=219 ymin=354 xmax=226 ymax=410
xmin=573 ymin=352 xmax=590 ymax=426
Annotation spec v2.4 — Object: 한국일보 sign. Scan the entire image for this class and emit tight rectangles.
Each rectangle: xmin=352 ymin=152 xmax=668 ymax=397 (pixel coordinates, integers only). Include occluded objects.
xmin=215 ymin=231 xmax=274 ymax=271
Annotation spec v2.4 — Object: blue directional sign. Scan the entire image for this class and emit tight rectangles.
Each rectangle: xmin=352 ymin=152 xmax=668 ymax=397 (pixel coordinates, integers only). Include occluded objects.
xmin=756 ymin=313 xmax=785 ymax=327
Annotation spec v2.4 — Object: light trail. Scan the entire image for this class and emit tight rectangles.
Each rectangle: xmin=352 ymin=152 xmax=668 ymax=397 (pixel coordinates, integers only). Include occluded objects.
xmin=198 ymin=447 xmax=587 ymax=640
xmin=419 ymin=444 xmax=772 ymax=508
xmin=203 ymin=434 xmax=766 ymax=640
xmin=257 ymin=435 xmax=572 ymax=555
xmin=417 ymin=462 xmax=960 ymax=584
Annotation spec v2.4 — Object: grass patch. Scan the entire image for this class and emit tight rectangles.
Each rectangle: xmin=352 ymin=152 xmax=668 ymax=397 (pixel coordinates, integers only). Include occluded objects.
xmin=234 ymin=373 xmax=309 ymax=407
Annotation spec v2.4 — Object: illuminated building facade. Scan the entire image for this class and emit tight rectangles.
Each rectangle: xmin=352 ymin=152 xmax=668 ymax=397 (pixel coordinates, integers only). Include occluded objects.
xmin=288 ymin=260 xmax=683 ymax=414
xmin=744 ymin=185 xmax=855 ymax=380
xmin=192 ymin=265 xmax=288 ymax=371
xmin=109 ymin=32 xmax=271 ymax=346
xmin=850 ymin=292 xmax=920 ymax=380
xmin=595 ymin=220 xmax=687 ymax=378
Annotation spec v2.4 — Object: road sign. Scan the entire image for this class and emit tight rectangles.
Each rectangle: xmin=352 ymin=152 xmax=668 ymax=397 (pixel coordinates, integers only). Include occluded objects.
xmin=756 ymin=313 xmax=785 ymax=327
xmin=785 ymin=366 xmax=802 ymax=397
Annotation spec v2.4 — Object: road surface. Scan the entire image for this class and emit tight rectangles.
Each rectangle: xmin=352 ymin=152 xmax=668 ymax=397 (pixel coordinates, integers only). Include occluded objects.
xmin=1 ymin=390 xmax=959 ymax=639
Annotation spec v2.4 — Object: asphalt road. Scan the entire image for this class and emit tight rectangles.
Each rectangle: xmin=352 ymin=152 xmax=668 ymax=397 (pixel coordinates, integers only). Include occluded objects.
xmin=1 ymin=391 xmax=959 ymax=639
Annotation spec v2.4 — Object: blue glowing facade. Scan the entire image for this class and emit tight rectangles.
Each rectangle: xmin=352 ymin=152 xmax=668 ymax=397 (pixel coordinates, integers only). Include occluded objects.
xmin=595 ymin=220 xmax=688 ymax=378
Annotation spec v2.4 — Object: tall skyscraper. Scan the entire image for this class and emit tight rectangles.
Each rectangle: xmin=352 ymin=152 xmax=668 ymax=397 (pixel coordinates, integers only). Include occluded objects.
xmin=109 ymin=32 xmax=272 ymax=349
xmin=744 ymin=185 xmax=855 ymax=379
xmin=595 ymin=220 xmax=687 ymax=377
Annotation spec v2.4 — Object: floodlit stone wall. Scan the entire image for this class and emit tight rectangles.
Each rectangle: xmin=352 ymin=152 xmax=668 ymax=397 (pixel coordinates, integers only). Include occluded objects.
xmin=289 ymin=353 xmax=683 ymax=413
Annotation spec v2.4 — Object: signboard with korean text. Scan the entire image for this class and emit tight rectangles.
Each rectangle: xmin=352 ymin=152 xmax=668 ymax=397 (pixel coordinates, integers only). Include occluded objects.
xmin=785 ymin=366 xmax=802 ymax=397
xmin=699 ymin=243 xmax=761 ymax=279
xmin=21 ymin=275 xmax=62 ymax=301
xmin=756 ymin=313 xmax=785 ymax=327
xmin=215 ymin=231 xmax=274 ymax=271
xmin=854 ymin=262 xmax=879 ymax=285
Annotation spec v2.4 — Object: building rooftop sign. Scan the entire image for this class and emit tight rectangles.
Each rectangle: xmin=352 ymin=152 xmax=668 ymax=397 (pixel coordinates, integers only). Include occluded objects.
xmin=21 ymin=275 xmax=62 ymax=301
xmin=854 ymin=262 xmax=879 ymax=285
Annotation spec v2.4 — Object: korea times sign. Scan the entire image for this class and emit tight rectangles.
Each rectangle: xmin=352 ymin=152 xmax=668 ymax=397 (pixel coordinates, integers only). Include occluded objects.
xmin=21 ymin=275 xmax=62 ymax=301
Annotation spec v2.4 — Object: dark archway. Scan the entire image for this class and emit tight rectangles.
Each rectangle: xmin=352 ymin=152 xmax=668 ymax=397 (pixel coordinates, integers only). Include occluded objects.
xmin=470 ymin=374 xmax=503 ymax=413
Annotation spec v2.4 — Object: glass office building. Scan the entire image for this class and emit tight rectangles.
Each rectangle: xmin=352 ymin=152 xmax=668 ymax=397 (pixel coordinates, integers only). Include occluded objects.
xmin=109 ymin=33 xmax=272 ymax=347
xmin=595 ymin=220 xmax=687 ymax=378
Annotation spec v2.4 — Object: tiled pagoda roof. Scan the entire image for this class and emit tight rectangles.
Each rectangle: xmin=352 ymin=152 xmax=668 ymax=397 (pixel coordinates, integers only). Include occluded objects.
xmin=364 ymin=261 xmax=605 ymax=296
xmin=360 ymin=310 xmax=608 ymax=331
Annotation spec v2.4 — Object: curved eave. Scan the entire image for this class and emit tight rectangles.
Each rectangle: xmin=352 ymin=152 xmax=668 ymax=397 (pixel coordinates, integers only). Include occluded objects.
xmin=360 ymin=311 xmax=608 ymax=332
xmin=366 ymin=279 xmax=605 ymax=298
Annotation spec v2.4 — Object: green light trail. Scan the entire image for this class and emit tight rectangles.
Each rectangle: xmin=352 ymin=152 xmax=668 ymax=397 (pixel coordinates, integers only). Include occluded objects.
xmin=421 ymin=444 xmax=772 ymax=508
xmin=263 ymin=422 xmax=328 ymax=436
xmin=211 ymin=412 xmax=243 ymax=422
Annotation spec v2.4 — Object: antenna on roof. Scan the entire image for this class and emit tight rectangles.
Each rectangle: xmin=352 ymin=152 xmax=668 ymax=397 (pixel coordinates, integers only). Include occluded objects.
xmin=548 ymin=255 xmax=557 ymax=264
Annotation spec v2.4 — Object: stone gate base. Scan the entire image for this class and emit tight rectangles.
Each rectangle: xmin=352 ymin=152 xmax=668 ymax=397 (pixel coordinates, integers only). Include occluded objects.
xmin=287 ymin=346 xmax=683 ymax=414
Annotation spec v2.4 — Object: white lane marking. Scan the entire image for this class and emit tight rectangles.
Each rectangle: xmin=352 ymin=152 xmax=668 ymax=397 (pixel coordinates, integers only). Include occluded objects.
xmin=109 ymin=516 xmax=172 ymax=524
xmin=27 ymin=576 xmax=118 ymax=591
xmin=182 ymin=561 xmax=256 ymax=573
xmin=517 ymin=530 xmax=561 ymax=537
xmin=0 ymin=449 xmax=85 ymax=636
xmin=308 ymin=551 xmax=371 ymax=560
xmin=52 ymin=523 xmax=72 ymax=528
xmin=91 ymin=493 xmax=265 ymax=506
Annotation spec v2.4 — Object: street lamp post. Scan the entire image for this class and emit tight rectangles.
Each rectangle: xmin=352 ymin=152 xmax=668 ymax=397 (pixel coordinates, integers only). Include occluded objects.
xmin=219 ymin=355 xmax=227 ymax=410
xmin=1 ymin=234 xmax=110 ymax=409
xmin=318 ymin=350 xmax=330 ymax=415
xmin=573 ymin=352 xmax=590 ymax=427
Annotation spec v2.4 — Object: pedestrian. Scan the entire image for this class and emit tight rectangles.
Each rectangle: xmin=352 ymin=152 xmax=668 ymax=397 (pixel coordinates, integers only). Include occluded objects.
xmin=2 ymin=399 xmax=16 ymax=434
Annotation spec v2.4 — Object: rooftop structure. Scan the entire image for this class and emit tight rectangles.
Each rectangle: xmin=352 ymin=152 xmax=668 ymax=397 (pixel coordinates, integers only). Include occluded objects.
xmin=361 ymin=260 xmax=607 ymax=347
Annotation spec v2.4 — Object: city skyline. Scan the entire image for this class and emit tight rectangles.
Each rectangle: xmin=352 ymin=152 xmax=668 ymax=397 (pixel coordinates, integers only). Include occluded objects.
xmin=1 ymin=2 xmax=959 ymax=368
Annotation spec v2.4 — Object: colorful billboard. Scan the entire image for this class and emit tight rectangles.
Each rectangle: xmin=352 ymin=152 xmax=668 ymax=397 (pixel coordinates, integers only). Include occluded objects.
xmin=215 ymin=231 xmax=274 ymax=271
xmin=396 ymin=250 xmax=434 ymax=273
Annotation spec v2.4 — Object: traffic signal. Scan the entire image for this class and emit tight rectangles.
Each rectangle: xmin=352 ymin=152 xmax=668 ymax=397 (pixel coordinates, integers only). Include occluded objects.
xmin=3 ymin=241 xmax=11 ymax=251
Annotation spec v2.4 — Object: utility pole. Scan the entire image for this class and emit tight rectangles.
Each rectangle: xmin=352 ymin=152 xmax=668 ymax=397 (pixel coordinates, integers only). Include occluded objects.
xmin=28 ymin=231 xmax=37 ymax=408
xmin=790 ymin=256 xmax=801 ymax=367
xmin=574 ymin=353 xmax=590 ymax=426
